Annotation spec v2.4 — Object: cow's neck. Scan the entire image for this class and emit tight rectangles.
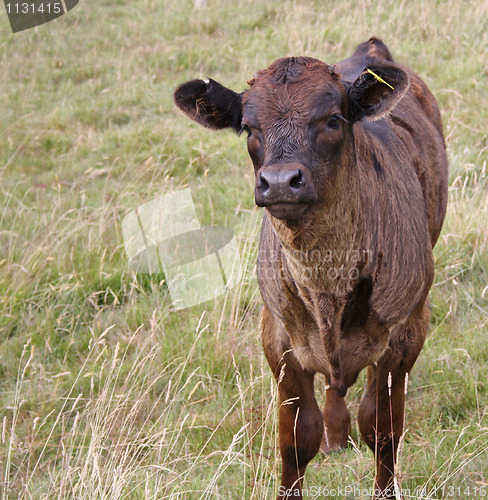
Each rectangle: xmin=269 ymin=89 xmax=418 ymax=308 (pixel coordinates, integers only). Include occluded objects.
xmin=268 ymin=153 xmax=361 ymax=293
xmin=266 ymin=146 xmax=363 ymax=391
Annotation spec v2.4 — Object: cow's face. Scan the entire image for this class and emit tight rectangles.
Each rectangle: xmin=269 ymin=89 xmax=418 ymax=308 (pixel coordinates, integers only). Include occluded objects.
xmin=241 ymin=58 xmax=348 ymax=220
xmin=174 ymin=57 xmax=409 ymax=221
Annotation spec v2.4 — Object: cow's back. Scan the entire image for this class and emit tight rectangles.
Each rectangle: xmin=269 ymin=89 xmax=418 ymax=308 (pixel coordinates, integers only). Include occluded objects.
xmin=336 ymin=38 xmax=448 ymax=246
xmin=389 ymin=73 xmax=448 ymax=246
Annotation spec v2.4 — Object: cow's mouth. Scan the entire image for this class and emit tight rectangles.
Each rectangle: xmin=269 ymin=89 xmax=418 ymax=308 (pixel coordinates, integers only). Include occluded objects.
xmin=265 ymin=202 xmax=310 ymax=220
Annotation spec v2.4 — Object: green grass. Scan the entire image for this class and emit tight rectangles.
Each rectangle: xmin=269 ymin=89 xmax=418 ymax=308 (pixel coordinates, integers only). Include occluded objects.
xmin=1 ymin=0 xmax=487 ymax=498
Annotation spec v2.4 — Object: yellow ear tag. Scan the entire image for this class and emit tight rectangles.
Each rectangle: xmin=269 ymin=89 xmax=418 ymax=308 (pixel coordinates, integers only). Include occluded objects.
xmin=366 ymin=69 xmax=395 ymax=90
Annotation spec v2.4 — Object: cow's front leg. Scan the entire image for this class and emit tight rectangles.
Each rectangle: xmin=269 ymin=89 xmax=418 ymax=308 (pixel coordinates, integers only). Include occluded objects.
xmin=358 ymin=300 xmax=429 ymax=499
xmin=261 ymin=308 xmax=323 ymax=500
xmin=276 ymin=362 xmax=323 ymax=499
xmin=359 ymin=365 xmax=406 ymax=499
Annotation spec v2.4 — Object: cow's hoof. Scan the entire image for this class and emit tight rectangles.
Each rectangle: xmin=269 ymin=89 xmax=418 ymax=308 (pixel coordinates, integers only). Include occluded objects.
xmin=319 ymin=431 xmax=349 ymax=455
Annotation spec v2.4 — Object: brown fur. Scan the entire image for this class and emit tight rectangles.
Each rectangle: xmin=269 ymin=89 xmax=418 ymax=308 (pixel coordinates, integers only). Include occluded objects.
xmin=174 ymin=37 xmax=448 ymax=499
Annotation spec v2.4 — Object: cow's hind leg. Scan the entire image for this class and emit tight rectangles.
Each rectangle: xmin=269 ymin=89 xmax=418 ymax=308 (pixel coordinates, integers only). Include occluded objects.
xmin=320 ymin=385 xmax=351 ymax=454
xmin=261 ymin=307 xmax=323 ymax=500
xmin=358 ymin=300 xmax=429 ymax=499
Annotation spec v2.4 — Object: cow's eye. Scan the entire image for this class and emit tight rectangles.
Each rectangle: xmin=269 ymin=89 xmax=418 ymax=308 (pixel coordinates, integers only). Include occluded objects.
xmin=327 ymin=115 xmax=340 ymax=129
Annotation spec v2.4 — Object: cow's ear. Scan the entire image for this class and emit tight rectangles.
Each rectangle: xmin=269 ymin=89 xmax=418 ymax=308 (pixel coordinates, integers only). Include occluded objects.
xmin=174 ymin=78 xmax=242 ymax=132
xmin=347 ymin=64 xmax=410 ymax=122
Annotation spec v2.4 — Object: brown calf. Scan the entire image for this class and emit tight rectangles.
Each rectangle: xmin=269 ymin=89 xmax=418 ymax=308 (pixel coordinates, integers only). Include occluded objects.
xmin=174 ymin=38 xmax=448 ymax=499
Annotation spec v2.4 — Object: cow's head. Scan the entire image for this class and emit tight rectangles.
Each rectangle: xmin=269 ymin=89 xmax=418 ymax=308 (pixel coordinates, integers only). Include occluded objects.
xmin=174 ymin=57 xmax=409 ymax=221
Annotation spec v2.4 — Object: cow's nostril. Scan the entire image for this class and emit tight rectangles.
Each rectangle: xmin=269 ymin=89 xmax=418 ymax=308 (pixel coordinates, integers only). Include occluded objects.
xmin=289 ymin=169 xmax=304 ymax=190
xmin=259 ymin=172 xmax=270 ymax=192
xmin=255 ymin=164 xmax=316 ymax=207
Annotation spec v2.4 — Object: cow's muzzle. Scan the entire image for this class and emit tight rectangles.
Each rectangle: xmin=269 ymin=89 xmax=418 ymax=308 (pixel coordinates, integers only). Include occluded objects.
xmin=255 ymin=162 xmax=317 ymax=219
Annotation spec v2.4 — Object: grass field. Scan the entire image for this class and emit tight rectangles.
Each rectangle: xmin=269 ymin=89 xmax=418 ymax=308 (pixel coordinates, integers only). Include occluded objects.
xmin=1 ymin=0 xmax=487 ymax=498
